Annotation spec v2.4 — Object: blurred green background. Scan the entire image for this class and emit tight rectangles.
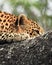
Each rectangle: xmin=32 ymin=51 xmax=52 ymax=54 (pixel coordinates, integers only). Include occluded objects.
xmin=0 ymin=0 xmax=52 ymax=31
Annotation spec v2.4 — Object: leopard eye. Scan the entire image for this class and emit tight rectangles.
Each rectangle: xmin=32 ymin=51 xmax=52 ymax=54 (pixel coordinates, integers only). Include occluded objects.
xmin=32 ymin=29 xmax=39 ymax=34
xmin=19 ymin=16 xmax=24 ymax=25
xmin=34 ymin=30 xmax=39 ymax=34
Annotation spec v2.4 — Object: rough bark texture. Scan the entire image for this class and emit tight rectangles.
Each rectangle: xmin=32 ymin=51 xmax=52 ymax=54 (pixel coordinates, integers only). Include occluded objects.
xmin=0 ymin=31 xmax=52 ymax=65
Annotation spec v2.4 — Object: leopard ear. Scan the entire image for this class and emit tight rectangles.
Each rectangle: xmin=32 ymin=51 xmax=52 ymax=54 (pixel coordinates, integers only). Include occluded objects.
xmin=18 ymin=14 xmax=27 ymax=20
xmin=18 ymin=14 xmax=27 ymax=25
xmin=15 ymin=18 xmax=19 ymax=26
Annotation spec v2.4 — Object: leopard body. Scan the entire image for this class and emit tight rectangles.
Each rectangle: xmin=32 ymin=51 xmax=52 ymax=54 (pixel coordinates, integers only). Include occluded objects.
xmin=0 ymin=11 xmax=44 ymax=41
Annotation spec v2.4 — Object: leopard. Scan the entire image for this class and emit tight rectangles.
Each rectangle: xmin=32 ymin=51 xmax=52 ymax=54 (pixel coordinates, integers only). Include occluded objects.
xmin=0 ymin=11 xmax=44 ymax=42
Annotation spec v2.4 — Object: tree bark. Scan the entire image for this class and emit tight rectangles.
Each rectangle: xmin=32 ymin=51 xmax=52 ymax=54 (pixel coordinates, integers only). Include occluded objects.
xmin=0 ymin=31 xmax=52 ymax=65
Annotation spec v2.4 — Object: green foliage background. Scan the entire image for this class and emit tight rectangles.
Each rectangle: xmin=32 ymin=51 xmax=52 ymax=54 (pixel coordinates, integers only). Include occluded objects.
xmin=0 ymin=0 xmax=52 ymax=31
